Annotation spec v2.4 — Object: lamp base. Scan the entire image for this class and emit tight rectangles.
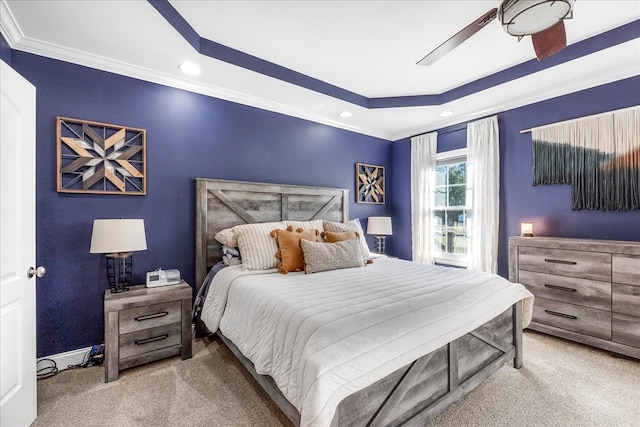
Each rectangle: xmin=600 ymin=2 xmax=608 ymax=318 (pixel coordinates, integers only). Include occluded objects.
xmin=106 ymin=253 xmax=133 ymax=293
xmin=372 ymin=236 xmax=386 ymax=254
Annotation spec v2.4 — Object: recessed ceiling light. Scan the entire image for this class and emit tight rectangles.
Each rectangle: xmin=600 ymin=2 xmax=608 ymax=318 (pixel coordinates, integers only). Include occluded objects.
xmin=178 ymin=62 xmax=200 ymax=76
xmin=339 ymin=111 xmax=352 ymax=118
xmin=440 ymin=110 xmax=454 ymax=117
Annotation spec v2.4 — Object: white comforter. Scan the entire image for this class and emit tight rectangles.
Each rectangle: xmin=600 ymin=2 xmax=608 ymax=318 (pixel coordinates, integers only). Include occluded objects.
xmin=200 ymin=257 xmax=533 ymax=427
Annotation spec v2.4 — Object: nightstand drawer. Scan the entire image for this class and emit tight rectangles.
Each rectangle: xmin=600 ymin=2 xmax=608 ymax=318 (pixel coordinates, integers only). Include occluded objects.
xmin=533 ymin=298 xmax=611 ymax=340
xmin=119 ymin=301 xmax=181 ymax=334
xmin=519 ymin=270 xmax=610 ymax=310
xmin=518 ymin=246 xmax=611 ymax=281
xmin=119 ymin=323 xmax=182 ymax=359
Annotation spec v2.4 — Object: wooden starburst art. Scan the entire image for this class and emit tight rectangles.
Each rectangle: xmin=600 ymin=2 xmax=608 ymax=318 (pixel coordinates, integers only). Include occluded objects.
xmin=356 ymin=162 xmax=385 ymax=204
xmin=57 ymin=117 xmax=146 ymax=195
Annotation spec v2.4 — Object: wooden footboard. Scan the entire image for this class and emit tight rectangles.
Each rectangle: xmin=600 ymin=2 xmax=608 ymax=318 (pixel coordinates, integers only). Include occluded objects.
xmin=217 ymin=300 xmax=523 ymax=427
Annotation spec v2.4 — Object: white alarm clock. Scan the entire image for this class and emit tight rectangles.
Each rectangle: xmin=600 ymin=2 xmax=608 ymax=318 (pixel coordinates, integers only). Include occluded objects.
xmin=146 ymin=269 xmax=181 ymax=288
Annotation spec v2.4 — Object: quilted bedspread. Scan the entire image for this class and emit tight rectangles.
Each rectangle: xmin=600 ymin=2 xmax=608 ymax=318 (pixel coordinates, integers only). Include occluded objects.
xmin=200 ymin=257 xmax=533 ymax=427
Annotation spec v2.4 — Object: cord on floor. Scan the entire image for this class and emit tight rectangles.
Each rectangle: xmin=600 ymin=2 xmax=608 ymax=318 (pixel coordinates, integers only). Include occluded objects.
xmin=36 ymin=343 xmax=104 ymax=380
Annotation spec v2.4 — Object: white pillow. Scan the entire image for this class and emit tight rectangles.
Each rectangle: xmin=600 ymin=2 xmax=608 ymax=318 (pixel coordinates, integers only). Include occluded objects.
xmin=215 ymin=227 xmax=238 ymax=248
xmin=284 ymin=220 xmax=323 ymax=231
xmin=323 ymin=218 xmax=371 ymax=257
xmin=233 ymin=222 xmax=285 ymax=271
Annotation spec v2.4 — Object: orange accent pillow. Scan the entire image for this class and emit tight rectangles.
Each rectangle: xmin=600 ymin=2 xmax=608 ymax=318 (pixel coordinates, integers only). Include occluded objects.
xmin=270 ymin=226 xmax=319 ymax=274
xmin=321 ymin=230 xmax=359 ymax=243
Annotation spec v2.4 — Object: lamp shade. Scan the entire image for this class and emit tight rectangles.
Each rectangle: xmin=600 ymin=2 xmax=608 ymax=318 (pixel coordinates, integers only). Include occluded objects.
xmin=521 ymin=221 xmax=534 ymax=237
xmin=499 ymin=0 xmax=574 ymax=36
xmin=90 ymin=219 xmax=147 ymax=254
xmin=367 ymin=217 xmax=393 ymax=236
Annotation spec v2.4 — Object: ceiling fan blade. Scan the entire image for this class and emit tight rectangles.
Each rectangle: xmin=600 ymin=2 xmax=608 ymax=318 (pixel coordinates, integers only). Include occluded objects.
xmin=417 ymin=8 xmax=498 ymax=66
xmin=531 ymin=20 xmax=567 ymax=60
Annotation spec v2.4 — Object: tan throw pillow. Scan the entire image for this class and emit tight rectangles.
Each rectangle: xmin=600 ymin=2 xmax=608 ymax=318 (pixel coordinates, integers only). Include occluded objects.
xmin=323 ymin=219 xmax=371 ymax=257
xmin=300 ymin=238 xmax=364 ymax=274
xmin=270 ymin=226 xmax=319 ymax=274
xmin=322 ymin=231 xmax=359 ymax=243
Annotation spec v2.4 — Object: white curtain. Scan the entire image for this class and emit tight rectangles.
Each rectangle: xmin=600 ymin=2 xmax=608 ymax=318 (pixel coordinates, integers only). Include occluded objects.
xmin=467 ymin=116 xmax=499 ymax=274
xmin=411 ymin=132 xmax=437 ymax=264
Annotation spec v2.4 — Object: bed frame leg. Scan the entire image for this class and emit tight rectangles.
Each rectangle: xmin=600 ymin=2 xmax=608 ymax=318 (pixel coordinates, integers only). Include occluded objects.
xmin=513 ymin=300 xmax=523 ymax=369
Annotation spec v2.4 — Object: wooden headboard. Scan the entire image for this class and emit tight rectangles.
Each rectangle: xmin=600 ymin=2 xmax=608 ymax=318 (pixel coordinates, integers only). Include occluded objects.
xmin=195 ymin=178 xmax=349 ymax=289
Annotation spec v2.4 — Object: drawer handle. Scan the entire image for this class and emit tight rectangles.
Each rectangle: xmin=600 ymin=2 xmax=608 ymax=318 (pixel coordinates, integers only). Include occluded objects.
xmin=134 ymin=311 xmax=168 ymax=321
xmin=544 ymin=309 xmax=577 ymax=320
xmin=135 ymin=334 xmax=169 ymax=346
xmin=544 ymin=284 xmax=577 ymax=293
xmin=544 ymin=258 xmax=577 ymax=265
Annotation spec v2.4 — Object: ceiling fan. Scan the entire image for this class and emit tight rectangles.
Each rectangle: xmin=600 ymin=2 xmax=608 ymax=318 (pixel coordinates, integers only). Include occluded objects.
xmin=417 ymin=0 xmax=575 ymax=66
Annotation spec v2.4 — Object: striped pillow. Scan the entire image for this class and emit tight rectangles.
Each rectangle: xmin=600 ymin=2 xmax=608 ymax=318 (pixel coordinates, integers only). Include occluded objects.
xmin=233 ymin=222 xmax=285 ymax=271
xmin=284 ymin=220 xmax=324 ymax=231
xmin=323 ymin=218 xmax=371 ymax=257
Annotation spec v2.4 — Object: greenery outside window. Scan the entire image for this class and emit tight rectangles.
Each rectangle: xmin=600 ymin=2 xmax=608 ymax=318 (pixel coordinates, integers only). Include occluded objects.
xmin=433 ymin=148 xmax=470 ymax=267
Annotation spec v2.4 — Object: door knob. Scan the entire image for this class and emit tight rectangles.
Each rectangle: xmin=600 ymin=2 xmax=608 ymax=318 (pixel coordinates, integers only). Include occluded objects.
xmin=27 ymin=266 xmax=46 ymax=278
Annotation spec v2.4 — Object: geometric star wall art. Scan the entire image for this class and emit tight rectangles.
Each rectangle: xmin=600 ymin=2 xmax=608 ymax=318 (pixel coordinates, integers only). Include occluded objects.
xmin=56 ymin=117 xmax=146 ymax=195
xmin=356 ymin=162 xmax=385 ymax=204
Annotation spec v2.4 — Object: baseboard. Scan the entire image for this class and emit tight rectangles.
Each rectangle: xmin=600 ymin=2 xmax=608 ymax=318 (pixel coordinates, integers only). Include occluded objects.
xmin=37 ymin=346 xmax=92 ymax=369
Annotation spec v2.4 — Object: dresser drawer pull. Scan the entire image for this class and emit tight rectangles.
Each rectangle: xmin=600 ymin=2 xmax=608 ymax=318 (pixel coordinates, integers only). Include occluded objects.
xmin=544 ymin=258 xmax=577 ymax=265
xmin=135 ymin=334 xmax=169 ymax=345
xmin=544 ymin=310 xmax=577 ymax=320
xmin=544 ymin=284 xmax=577 ymax=293
xmin=134 ymin=311 xmax=169 ymax=322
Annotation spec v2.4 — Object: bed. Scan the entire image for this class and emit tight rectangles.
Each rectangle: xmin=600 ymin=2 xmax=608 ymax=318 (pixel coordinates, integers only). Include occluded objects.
xmin=195 ymin=178 xmax=533 ymax=427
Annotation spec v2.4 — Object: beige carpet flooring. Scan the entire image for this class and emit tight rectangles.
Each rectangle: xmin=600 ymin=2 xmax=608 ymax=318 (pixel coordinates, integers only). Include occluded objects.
xmin=32 ymin=331 xmax=640 ymax=427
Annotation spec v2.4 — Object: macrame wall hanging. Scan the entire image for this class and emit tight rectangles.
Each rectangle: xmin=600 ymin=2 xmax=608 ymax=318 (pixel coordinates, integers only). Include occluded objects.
xmin=529 ymin=106 xmax=639 ymax=211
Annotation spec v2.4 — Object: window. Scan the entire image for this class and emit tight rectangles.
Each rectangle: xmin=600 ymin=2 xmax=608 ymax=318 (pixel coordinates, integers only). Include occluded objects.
xmin=433 ymin=148 xmax=470 ymax=267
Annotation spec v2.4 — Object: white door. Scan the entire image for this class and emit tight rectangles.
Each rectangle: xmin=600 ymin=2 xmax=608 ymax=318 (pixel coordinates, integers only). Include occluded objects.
xmin=1 ymin=60 xmax=38 ymax=426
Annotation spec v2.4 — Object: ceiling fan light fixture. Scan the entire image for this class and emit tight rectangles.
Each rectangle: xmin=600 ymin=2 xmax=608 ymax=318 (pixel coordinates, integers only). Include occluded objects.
xmin=499 ymin=0 xmax=574 ymax=37
xmin=339 ymin=111 xmax=353 ymax=118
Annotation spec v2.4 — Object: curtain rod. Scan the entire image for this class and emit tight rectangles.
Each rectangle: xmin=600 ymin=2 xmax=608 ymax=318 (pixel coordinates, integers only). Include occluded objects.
xmin=520 ymin=105 xmax=640 ymax=134
xmin=412 ymin=113 xmax=500 ymax=138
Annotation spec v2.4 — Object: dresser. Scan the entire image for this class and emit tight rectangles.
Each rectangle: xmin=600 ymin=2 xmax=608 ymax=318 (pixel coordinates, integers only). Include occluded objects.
xmin=509 ymin=237 xmax=640 ymax=359
xmin=104 ymin=282 xmax=192 ymax=382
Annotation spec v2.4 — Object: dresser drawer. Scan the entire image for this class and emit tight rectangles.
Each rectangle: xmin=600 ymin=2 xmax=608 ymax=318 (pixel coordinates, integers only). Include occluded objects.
xmin=519 ymin=270 xmax=611 ymax=311
xmin=119 ymin=323 xmax=182 ymax=360
xmin=518 ymin=247 xmax=611 ymax=281
xmin=119 ymin=301 xmax=182 ymax=334
xmin=612 ymin=313 xmax=640 ymax=348
xmin=612 ymin=254 xmax=640 ymax=286
xmin=612 ymin=283 xmax=640 ymax=317
xmin=533 ymin=298 xmax=611 ymax=340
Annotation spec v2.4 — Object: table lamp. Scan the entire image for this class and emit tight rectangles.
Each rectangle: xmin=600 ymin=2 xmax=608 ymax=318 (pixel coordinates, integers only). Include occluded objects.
xmin=90 ymin=219 xmax=147 ymax=293
xmin=367 ymin=216 xmax=393 ymax=254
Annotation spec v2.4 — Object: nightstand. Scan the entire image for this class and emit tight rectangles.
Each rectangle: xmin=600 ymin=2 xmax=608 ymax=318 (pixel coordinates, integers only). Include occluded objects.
xmin=103 ymin=281 xmax=192 ymax=382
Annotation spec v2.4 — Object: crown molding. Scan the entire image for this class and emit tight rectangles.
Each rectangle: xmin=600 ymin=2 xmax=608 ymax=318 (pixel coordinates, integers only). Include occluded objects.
xmin=0 ymin=0 xmax=23 ymax=46
xmin=7 ymin=33 xmax=392 ymax=140
xmin=390 ymin=41 xmax=640 ymax=141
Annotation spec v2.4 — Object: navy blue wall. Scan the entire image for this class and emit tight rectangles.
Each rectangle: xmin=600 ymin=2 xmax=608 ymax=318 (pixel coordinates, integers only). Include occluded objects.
xmin=10 ymin=51 xmax=392 ymax=357
xmin=7 ymin=41 xmax=639 ymax=357
xmin=392 ymin=75 xmax=640 ymax=277
xmin=0 ymin=33 xmax=11 ymax=65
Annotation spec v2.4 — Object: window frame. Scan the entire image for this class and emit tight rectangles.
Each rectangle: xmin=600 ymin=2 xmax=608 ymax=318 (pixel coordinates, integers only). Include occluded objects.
xmin=433 ymin=148 xmax=469 ymax=268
